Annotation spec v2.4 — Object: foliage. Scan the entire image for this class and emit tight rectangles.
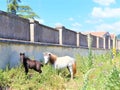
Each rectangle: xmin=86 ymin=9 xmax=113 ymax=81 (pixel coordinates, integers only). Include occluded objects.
xmin=7 ymin=0 xmax=21 ymax=14
xmin=7 ymin=0 xmax=39 ymax=19
xmin=0 ymin=70 xmax=6 ymax=87
xmin=112 ymin=48 xmax=117 ymax=58
xmin=17 ymin=6 xmax=39 ymax=19
xmin=105 ymin=66 xmax=120 ymax=90
xmin=88 ymin=34 xmax=93 ymax=69
xmin=0 ymin=64 xmax=66 ymax=89
xmin=0 ymin=53 xmax=120 ymax=89
xmin=76 ymin=52 xmax=115 ymax=90
xmin=75 ymin=44 xmax=93 ymax=74
xmin=88 ymin=45 xmax=93 ymax=69
xmin=82 ymin=68 xmax=95 ymax=90
xmin=75 ymin=55 xmax=90 ymax=74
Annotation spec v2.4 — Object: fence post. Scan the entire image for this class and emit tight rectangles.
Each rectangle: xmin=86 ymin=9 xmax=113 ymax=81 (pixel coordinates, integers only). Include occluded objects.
xmin=56 ymin=26 xmax=64 ymax=45
xmin=108 ymin=37 xmax=111 ymax=49
xmin=59 ymin=28 xmax=63 ymax=45
xmin=96 ymin=37 xmax=99 ymax=48
xmin=77 ymin=32 xmax=80 ymax=47
xmin=29 ymin=19 xmax=35 ymax=42
xmin=103 ymin=37 xmax=106 ymax=49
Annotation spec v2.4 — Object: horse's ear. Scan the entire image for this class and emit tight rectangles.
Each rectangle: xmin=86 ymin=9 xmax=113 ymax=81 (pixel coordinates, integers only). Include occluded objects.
xmin=49 ymin=53 xmax=51 ymax=56
xmin=23 ymin=53 xmax=25 ymax=56
xmin=20 ymin=53 xmax=25 ymax=55
xmin=20 ymin=53 xmax=22 ymax=55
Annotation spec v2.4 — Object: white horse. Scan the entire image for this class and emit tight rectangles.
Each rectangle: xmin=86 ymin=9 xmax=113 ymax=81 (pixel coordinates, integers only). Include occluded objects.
xmin=43 ymin=52 xmax=76 ymax=79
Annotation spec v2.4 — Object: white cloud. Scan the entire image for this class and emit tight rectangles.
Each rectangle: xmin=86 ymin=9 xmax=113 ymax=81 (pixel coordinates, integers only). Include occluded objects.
xmin=85 ymin=19 xmax=103 ymax=24
xmin=55 ymin=23 xmax=63 ymax=27
xmin=72 ymin=22 xmax=82 ymax=27
xmin=93 ymin=0 xmax=116 ymax=6
xmin=94 ymin=21 xmax=120 ymax=34
xmin=71 ymin=22 xmax=82 ymax=32
xmin=68 ymin=17 xmax=74 ymax=21
xmin=92 ymin=7 xmax=120 ymax=18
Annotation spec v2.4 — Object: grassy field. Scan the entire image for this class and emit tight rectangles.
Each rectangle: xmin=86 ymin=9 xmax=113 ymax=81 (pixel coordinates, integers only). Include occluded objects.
xmin=0 ymin=51 xmax=120 ymax=90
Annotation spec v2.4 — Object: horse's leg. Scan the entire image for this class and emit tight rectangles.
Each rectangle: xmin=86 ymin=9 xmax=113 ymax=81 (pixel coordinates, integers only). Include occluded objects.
xmin=68 ymin=66 xmax=73 ymax=79
xmin=34 ymin=68 xmax=42 ymax=73
xmin=57 ymin=69 xmax=60 ymax=75
xmin=37 ymin=68 xmax=42 ymax=73
xmin=67 ymin=66 xmax=71 ymax=77
xmin=25 ymin=66 xmax=29 ymax=75
xmin=35 ymin=63 xmax=42 ymax=73
xmin=67 ymin=66 xmax=70 ymax=72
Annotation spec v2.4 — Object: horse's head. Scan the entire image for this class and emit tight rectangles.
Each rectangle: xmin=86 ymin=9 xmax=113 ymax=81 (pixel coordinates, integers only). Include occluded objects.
xmin=20 ymin=53 xmax=25 ymax=63
xmin=43 ymin=52 xmax=51 ymax=64
xmin=43 ymin=52 xmax=57 ymax=65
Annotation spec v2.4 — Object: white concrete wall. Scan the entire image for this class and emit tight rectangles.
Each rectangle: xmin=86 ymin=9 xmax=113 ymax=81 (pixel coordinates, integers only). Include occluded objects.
xmin=0 ymin=39 xmax=109 ymax=69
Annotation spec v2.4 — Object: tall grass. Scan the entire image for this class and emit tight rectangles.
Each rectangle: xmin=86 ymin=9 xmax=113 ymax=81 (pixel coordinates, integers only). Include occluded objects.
xmin=0 ymin=64 xmax=67 ymax=90
xmin=105 ymin=66 xmax=120 ymax=90
xmin=0 ymin=51 xmax=120 ymax=90
xmin=76 ymin=51 xmax=119 ymax=90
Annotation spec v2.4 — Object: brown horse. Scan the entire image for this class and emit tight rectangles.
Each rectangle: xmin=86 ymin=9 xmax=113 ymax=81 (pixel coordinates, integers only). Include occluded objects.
xmin=20 ymin=53 xmax=43 ymax=75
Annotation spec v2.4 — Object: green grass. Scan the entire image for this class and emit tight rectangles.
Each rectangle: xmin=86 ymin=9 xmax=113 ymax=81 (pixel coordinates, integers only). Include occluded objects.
xmin=0 ymin=52 xmax=120 ymax=90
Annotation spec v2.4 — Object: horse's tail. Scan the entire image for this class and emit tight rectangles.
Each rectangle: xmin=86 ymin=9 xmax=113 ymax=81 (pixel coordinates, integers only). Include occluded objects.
xmin=72 ymin=61 xmax=76 ymax=76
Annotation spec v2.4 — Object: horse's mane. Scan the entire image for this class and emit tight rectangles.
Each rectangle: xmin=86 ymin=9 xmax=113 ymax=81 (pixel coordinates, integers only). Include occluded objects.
xmin=25 ymin=56 xmax=30 ymax=59
xmin=49 ymin=53 xmax=57 ymax=64
xmin=44 ymin=52 xmax=57 ymax=64
xmin=24 ymin=56 xmax=31 ymax=61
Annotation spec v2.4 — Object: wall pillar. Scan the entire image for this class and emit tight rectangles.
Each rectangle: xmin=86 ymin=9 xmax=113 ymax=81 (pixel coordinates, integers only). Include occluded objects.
xmin=103 ymin=37 xmax=106 ymax=49
xmin=96 ymin=37 xmax=99 ymax=48
xmin=76 ymin=32 xmax=80 ymax=47
xmin=59 ymin=28 xmax=63 ymax=45
xmin=55 ymin=26 xmax=65 ymax=45
xmin=108 ymin=37 xmax=111 ymax=49
xmin=29 ymin=19 xmax=35 ymax=42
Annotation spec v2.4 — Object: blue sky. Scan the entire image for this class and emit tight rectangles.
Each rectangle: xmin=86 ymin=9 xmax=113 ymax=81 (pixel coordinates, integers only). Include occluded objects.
xmin=0 ymin=0 xmax=120 ymax=35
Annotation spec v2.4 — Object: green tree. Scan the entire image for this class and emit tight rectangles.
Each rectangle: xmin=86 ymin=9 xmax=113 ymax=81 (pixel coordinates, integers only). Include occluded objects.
xmin=7 ymin=0 xmax=39 ymax=19
xmin=17 ymin=5 xmax=39 ymax=19
xmin=7 ymin=0 xmax=21 ymax=14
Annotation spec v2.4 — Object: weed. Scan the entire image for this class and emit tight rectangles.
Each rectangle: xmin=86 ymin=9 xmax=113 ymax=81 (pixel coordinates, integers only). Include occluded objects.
xmin=0 ymin=52 xmax=120 ymax=89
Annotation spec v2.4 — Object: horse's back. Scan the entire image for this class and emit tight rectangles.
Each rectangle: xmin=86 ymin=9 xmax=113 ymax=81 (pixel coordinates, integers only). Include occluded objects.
xmin=55 ymin=56 xmax=75 ymax=69
xmin=57 ymin=56 xmax=75 ymax=62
